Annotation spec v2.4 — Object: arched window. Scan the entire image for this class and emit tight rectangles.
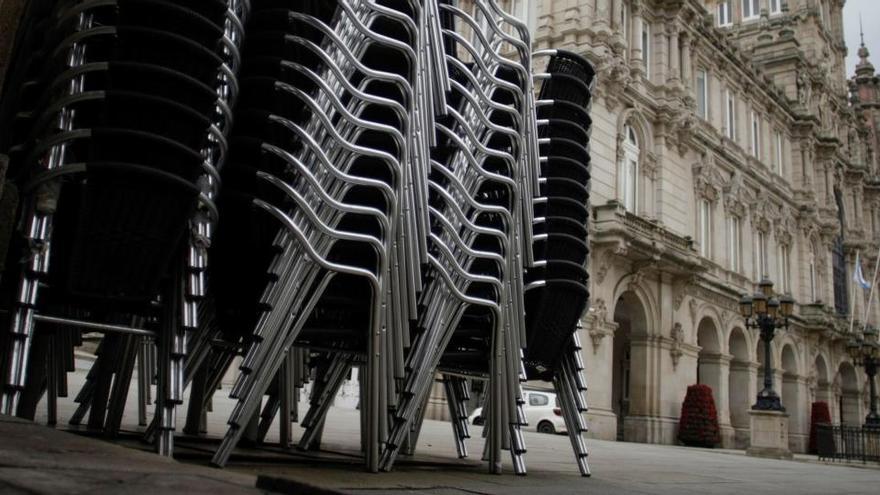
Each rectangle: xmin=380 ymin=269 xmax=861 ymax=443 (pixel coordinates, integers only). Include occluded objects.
xmin=621 ymin=124 xmax=640 ymax=212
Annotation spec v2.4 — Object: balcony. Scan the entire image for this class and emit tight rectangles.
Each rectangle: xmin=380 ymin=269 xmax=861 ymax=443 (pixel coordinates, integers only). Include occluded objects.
xmin=798 ymin=303 xmax=851 ymax=339
xmin=592 ymin=201 xmax=703 ymax=276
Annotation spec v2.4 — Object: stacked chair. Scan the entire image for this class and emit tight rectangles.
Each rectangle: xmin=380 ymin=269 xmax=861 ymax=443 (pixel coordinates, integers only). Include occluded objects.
xmin=378 ymin=0 xmax=537 ymax=475
xmin=0 ymin=0 xmax=596 ymax=477
xmin=206 ymin=0 xmax=420 ymax=472
xmin=523 ymin=49 xmax=596 ymax=476
xmin=0 ymin=0 xmax=246 ymax=456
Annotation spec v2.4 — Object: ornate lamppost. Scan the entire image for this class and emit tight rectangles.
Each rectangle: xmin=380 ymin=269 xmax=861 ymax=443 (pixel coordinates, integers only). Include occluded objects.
xmin=739 ymin=278 xmax=795 ymax=411
xmin=846 ymin=324 xmax=880 ymax=427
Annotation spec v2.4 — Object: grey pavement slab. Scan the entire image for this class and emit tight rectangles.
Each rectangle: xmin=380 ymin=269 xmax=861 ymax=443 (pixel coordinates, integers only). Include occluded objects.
xmin=14 ymin=357 xmax=880 ymax=494
xmin=0 ymin=414 xmax=265 ymax=494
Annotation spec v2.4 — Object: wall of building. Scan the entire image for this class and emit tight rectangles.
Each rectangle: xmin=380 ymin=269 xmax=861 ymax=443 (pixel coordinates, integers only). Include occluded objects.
xmin=524 ymin=0 xmax=880 ymax=454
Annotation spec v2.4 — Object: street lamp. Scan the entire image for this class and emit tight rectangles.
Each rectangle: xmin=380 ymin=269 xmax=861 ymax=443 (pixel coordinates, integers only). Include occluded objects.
xmin=847 ymin=324 xmax=880 ymax=427
xmin=739 ymin=279 xmax=794 ymax=411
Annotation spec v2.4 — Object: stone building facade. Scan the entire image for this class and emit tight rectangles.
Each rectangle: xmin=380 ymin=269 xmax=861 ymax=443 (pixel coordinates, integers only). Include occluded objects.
xmin=513 ymin=0 xmax=880 ymax=453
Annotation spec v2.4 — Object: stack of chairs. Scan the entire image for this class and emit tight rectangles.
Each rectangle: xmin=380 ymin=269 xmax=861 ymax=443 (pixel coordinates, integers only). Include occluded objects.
xmin=0 ymin=0 xmax=597 ymax=478
xmin=206 ymin=0 xmax=422 ymax=472
xmin=378 ymin=0 xmax=538 ymax=475
xmin=0 ymin=0 xmax=246 ymax=457
xmin=522 ymin=49 xmax=596 ymax=476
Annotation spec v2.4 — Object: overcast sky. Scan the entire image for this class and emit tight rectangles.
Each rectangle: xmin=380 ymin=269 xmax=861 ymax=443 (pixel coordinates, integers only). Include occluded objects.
xmin=844 ymin=0 xmax=880 ymax=76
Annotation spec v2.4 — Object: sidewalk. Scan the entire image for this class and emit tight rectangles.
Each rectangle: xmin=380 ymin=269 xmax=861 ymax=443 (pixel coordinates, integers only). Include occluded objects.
xmin=11 ymin=359 xmax=880 ymax=495
xmin=0 ymin=414 xmax=266 ymax=494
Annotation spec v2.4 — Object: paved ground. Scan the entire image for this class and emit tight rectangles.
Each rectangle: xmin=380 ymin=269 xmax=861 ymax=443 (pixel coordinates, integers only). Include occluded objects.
xmin=5 ymin=356 xmax=878 ymax=494
xmin=0 ymin=414 xmax=263 ymax=494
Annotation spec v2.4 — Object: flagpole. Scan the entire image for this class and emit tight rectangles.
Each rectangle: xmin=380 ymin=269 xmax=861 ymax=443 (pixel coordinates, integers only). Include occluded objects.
xmin=862 ymin=244 xmax=880 ymax=327
xmin=849 ymin=250 xmax=860 ymax=334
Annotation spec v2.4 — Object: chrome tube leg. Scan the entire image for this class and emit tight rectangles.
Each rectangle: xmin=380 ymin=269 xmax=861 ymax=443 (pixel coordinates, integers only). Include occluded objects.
xmin=401 ymin=387 xmax=432 ymax=456
xmin=156 ymin=264 xmax=187 ymax=457
xmin=365 ymin=287 xmax=381 ymax=473
xmin=443 ymin=375 xmax=468 ymax=458
xmin=256 ymin=392 xmax=279 ymax=443
xmin=105 ymin=334 xmax=138 ymax=435
xmin=137 ymin=337 xmax=148 ymax=427
xmin=280 ymin=353 xmax=292 ymax=448
xmin=1 ymin=215 xmax=47 ymax=415
xmin=184 ymin=364 xmax=209 ymax=436
xmin=46 ymin=334 xmax=57 ymax=426
xmin=299 ymin=357 xmax=350 ymax=451
xmin=69 ymin=345 xmax=101 ymax=426
xmin=87 ymin=335 xmax=118 ymax=430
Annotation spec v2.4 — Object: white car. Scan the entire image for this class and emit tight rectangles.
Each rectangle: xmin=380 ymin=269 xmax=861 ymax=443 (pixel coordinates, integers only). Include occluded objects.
xmin=467 ymin=390 xmax=567 ymax=434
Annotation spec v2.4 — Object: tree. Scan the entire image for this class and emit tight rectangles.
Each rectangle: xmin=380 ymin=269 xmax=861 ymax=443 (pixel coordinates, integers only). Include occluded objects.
xmin=677 ymin=384 xmax=721 ymax=447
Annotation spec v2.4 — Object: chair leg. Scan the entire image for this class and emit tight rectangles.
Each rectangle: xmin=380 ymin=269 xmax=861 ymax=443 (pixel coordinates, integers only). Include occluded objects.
xmin=279 ymin=353 xmax=292 ymax=448
xmin=156 ymin=261 xmax=188 ymax=457
xmin=1 ymin=212 xmax=51 ymax=416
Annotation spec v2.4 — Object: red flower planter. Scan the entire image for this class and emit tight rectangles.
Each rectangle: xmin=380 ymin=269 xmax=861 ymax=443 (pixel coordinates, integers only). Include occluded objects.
xmin=678 ymin=384 xmax=721 ymax=447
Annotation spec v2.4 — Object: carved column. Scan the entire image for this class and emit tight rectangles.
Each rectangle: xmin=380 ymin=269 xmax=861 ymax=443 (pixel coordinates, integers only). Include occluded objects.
xmin=596 ymin=0 xmax=611 ymax=30
xmin=799 ymin=145 xmax=811 ymax=188
xmin=668 ymin=24 xmax=680 ymax=86
xmin=631 ymin=6 xmax=644 ymax=69
xmin=854 ymin=187 xmax=863 ymax=226
xmin=611 ymin=0 xmax=623 ymax=33
xmin=681 ymin=33 xmax=692 ymax=90
xmin=826 ymin=164 xmax=834 ymax=205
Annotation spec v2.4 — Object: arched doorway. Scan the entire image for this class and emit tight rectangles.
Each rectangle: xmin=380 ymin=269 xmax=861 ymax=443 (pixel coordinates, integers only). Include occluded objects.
xmin=612 ymin=291 xmax=648 ymax=441
xmin=838 ymin=362 xmax=861 ymax=425
xmin=697 ymin=318 xmax=724 ymax=420
xmin=814 ymin=354 xmax=832 ymax=406
xmin=728 ymin=328 xmax=751 ymax=447
xmin=781 ymin=345 xmax=803 ymax=451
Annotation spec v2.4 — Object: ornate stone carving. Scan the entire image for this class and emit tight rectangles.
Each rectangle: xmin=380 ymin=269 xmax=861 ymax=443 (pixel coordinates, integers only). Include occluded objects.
xmin=797 ymin=70 xmax=811 ymax=106
xmin=593 ymin=298 xmax=608 ymax=324
xmin=670 ymin=322 xmax=684 ymax=369
xmin=692 ymin=153 xmax=725 ymax=202
xmin=628 ymin=268 xmax=647 ymax=292
xmin=642 ymin=152 xmax=659 ymax=180
xmin=597 ymin=55 xmax=632 ymax=111
xmin=750 ymin=190 xmax=778 ymax=233
xmin=595 ymin=245 xmax=627 ymax=285
xmin=672 ymin=275 xmax=697 ymax=310
xmin=723 ymin=170 xmax=751 ymax=218
xmin=774 ymin=205 xmax=797 ymax=247
xmin=595 ymin=250 xmax=613 ymax=285
xmin=584 ymin=298 xmax=617 ymax=354
xmin=721 ymin=310 xmax=733 ymax=329
xmin=689 ymin=298 xmax=699 ymax=325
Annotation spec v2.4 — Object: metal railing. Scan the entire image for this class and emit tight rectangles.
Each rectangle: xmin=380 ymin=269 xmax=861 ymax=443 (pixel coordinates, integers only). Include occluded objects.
xmin=816 ymin=424 xmax=880 ymax=463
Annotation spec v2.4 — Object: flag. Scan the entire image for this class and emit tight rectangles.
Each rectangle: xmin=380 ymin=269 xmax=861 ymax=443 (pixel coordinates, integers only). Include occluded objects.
xmin=854 ymin=252 xmax=872 ymax=290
